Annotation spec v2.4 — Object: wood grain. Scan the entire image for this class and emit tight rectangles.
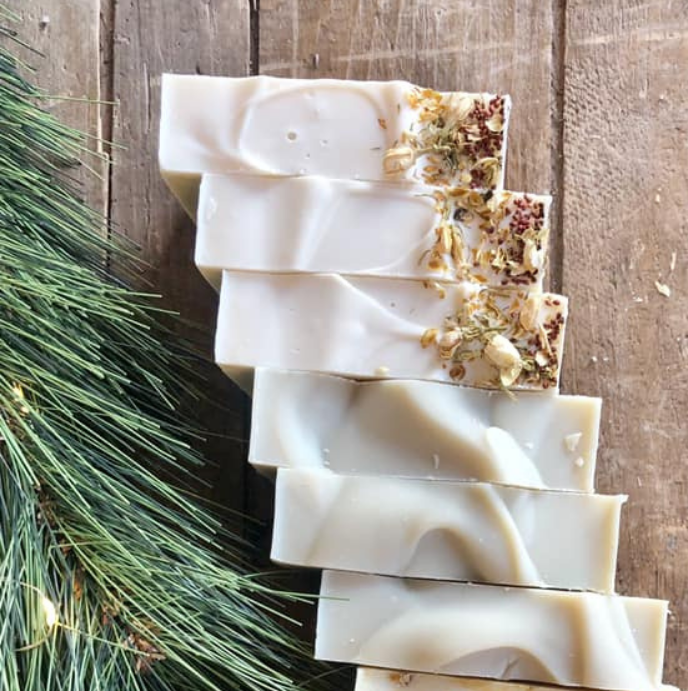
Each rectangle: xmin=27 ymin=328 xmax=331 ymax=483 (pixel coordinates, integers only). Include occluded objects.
xmin=562 ymin=2 xmax=687 ymax=685
xmin=17 ymin=0 xmax=106 ymax=217
xmin=109 ymin=0 xmax=251 ymax=512
xmin=260 ymin=0 xmax=555 ymax=196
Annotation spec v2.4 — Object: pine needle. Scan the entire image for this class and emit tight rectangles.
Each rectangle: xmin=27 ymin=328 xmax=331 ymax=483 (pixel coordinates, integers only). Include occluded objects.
xmin=0 ymin=14 xmax=341 ymax=691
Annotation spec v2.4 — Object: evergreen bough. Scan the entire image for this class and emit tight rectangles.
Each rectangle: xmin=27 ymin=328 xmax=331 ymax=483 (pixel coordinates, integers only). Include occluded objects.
xmin=0 ymin=13 xmax=325 ymax=691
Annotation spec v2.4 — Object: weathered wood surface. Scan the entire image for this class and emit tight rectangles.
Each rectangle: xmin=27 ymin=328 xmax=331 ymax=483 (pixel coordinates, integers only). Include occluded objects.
xmin=562 ymin=1 xmax=688 ymax=678
xmin=17 ymin=0 xmax=688 ymax=686
xmin=109 ymin=0 xmax=251 ymax=512
xmin=18 ymin=1 xmax=106 ymax=217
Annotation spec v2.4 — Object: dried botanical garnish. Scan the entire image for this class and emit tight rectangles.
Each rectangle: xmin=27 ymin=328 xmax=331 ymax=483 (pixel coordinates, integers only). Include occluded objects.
xmin=421 ymin=188 xmax=549 ymax=288
xmin=420 ymin=287 xmax=566 ymax=390
xmin=388 ymin=672 xmax=415 ymax=688
xmin=385 ymin=88 xmax=509 ymax=188
xmin=484 ymin=334 xmax=523 ymax=387
xmin=383 ymin=146 xmax=415 ymax=175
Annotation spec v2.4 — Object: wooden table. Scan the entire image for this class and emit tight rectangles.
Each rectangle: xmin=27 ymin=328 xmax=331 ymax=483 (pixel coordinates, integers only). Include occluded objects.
xmin=18 ymin=1 xmax=687 ymax=687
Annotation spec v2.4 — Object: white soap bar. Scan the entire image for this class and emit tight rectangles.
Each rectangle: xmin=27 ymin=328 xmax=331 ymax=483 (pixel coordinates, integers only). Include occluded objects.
xmin=159 ymin=75 xmax=511 ymax=215
xmin=250 ymin=369 xmax=599 ymax=491
xmin=316 ymin=572 xmax=668 ymax=691
xmin=272 ymin=469 xmax=624 ymax=591
xmin=196 ymin=174 xmax=550 ymax=291
xmin=215 ymin=272 xmax=567 ymax=391
xmin=355 ymin=669 xmax=679 ymax=691
xmin=356 ymin=670 xmax=528 ymax=691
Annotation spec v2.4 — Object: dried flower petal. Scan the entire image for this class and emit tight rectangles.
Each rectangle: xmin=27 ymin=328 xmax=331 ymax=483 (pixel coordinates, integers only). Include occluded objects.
xmin=420 ymin=327 xmax=439 ymax=348
xmin=438 ymin=328 xmax=463 ymax=359
xmin=519 ymin=294 xmax=542 ymax=331
xmin=484 ymin=334 xmax=523 ymax=387
xmin=439 ymin=224 xmax=453 ymax=254
xmin=451 ymin=230 xmax=465 ymax=264
xmin=473 ymin=156 xmax=501 ymax=188
xmin=485 ymin=112 xmax=504 ymax=132
xmin=427 ymin=252 xmax=446 ymax=271
xmin=523 ymin=238 xmax=544 ymax=273
xmin=383 ymin=146 xmax=415 ymax=175
xmin=535 ymin=350 xmax=550 ymax=367
xmin=446 ymin=93 xmax=475 ymax=124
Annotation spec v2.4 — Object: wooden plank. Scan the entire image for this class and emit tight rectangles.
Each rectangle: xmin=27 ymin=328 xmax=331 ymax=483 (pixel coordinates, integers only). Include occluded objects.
xmin=259 ymin=0 xmax=555 ymax=195
xmin=258 ymin=0 xmax=557 ymax=637
xmin=562 ymin=2 xmax=687 ymax=687
xmin=109 ymin=1 xmax=251 ymax=512
xmin=17 ymin=0 xmax=105 ymax=217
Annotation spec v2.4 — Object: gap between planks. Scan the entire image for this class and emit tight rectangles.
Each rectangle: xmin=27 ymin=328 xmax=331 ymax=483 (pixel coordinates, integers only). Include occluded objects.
xmin=250 ymin=0 xmax=260 ymax=75
xmin=550 ymin=0 xmax=567 ymax=295
xmin=99 ymin=0 xmax=116 ymax=254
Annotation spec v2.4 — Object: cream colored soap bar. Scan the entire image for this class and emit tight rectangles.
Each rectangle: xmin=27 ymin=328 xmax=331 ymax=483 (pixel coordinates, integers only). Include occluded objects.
xmin=355 ymin=669 xmax=679 ymax=691
xmin=250 ymin=369 xmax=599 ymax=491
xmin=356 ymin=671 xmax=539 ymax=691
xmin=272 ymin=469 xmax=623 ymax=591
xmin=215 ymin=272 xmax=567 ymax=391
xmin=197 ymin=174 xmax=549 ymax=290
xmin=159 ymin=75 xmax=511 ymax=215
xmin=316 ymin=572 xmax=668 ymax=691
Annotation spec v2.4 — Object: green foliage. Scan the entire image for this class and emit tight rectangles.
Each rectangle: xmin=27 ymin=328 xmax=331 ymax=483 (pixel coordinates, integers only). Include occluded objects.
xmin=0 ymin=15 xmax=329 ymax=691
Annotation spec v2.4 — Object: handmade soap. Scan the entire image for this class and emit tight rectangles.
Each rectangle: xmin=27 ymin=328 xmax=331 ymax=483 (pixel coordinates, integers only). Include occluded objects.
xmin=215 ymin=271 xmax=567 ymax=391
xmin=355 ymin=669 xmax=680 ymax=691
xmin=272 ymin=469 xmax=623 ymax=591
xmin=249 ymin=369 xmax=600 ymax=491
xmin=159 ymin=75 xmax=511 ymax=215
xmin=316 ymin=572 xmax=668 ymax=691
xmin=196 ymin=174 xmax=550 ymax=290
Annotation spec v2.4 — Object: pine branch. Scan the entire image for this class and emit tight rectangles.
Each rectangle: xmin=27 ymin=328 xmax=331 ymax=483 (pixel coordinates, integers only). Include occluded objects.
xmin=0 ymin=15 xmax=338 ymax=691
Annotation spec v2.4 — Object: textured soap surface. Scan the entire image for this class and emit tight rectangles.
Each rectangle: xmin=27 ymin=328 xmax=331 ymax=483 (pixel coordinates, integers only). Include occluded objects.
xmin=316 ymin=571 xmax=668 ymax=691
xmin=159 ymin=75 xmax=511 ymax=215
xmin=215 ymin=272 xmax=567 ymax=391
xmin=250 ymin=369 xmax=599 ymax=491
xmin=356 ymin=670 xmax=527 ymax=691
xmin=355 ymin=669 xmax=680 ymax=691
xmin=196 ymin=174 xmax=549 ymax=290
xmin=272 ymin=469 xmax=623 ymax=591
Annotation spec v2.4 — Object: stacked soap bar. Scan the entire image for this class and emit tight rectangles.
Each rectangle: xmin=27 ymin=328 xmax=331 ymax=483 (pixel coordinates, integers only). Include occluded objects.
xmin=272 ymin=469 xmax=624 ymax=590
xmin=354 ymin=671 xmax=677 ymax=691
xmin=249 ymin=369 xmax=600 ymax=491
xmin=196 ymin=175 xmax=551 ymax=290
xmin=159 ymin=74 xmax=672 ymax=691
xmin=317 ymin=572 xmax=667 ymax=691
xmin=355 ymin=670 xmax=682 ymax=691
xmin=160 ymin=75 xmax=511 ymax=214
xmin=216 ymin=274 xmax=567 ymax=391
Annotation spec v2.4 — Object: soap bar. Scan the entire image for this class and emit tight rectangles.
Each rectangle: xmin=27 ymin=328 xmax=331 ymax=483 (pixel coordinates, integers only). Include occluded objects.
xmin=196 ymin=174 xmax=550 ymax=290
xmin=215 ymin=271 xmax=568 ymax=391
xmin=355 ymin=669 xmax=680 ymax=691
xmin=272 ymin=469 xmax=624 ymax=591
xmin=356 ymin=670 xmax=526 ymax=691
xmin=250 ymin=369 xmax=600 ymax=491
xmin=159 ymin=74 xmax=511 ymax=215
xmin=316 ymin=571 xmax=668 ymax=691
